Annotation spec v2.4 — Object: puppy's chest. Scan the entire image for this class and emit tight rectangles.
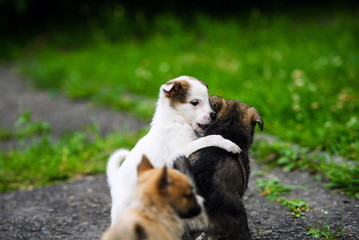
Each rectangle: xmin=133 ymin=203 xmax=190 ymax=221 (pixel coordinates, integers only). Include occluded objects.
xmin=140 ymin=208 xmax=182 ymax=239
xmin=147 ymin=127 xmax=196 ymax=166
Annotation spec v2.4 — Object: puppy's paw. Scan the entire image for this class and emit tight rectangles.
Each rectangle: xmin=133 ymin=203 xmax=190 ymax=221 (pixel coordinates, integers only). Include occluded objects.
xmin=204 ymin=135 xmax=241 ymax=154
xmin=188 ymin=135 xmax=241 ymax=156
xmin=195 ymin=232 xmax=208 ymax=240
xmin=222 ymin=139 xmax=242 ymax=154
xmin=206 ymin=135 xmax=241 ymax=153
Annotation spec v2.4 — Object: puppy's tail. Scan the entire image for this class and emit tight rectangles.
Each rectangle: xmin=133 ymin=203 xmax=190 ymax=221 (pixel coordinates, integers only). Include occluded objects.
xmin=106 ymin=149 xmax=130 ymax=186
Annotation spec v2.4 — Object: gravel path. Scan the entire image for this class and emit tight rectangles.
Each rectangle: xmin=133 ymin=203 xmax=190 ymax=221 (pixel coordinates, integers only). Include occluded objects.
xmin=0 ymin=65 xmax=358 ymax=239
xmin=0 ymin=65 xmax=146 ymax=150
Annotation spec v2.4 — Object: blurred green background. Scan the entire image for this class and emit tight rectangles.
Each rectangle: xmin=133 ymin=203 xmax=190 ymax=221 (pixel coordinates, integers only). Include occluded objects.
xmin=1 ymin=0 xmax=358 ymax=194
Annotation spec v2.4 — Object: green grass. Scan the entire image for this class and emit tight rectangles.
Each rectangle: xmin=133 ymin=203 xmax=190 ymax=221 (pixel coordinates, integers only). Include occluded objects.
xmin=252 ymin=140 xmax=359 ymax=198
xmin=18 ymin=12 xmax=359 ymax=160
xmin=0 ymin=111 xmax=51 ymax=141
xmin=307 ymin=211 xmax=348 ymax=239
xmin=0 ymin=113 xmax=145 ymax=192
xmin=2 ymin=10 xmax=358 ymax=194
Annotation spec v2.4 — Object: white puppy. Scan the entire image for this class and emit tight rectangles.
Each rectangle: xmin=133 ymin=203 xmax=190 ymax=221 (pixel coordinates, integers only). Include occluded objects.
xmin=107 ymin=76 xmax=241 ymax=225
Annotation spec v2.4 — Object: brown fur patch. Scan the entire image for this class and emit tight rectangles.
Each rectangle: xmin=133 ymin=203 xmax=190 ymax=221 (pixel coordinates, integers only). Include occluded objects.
xmin=163 ymin=80 xmax=190 ymax=108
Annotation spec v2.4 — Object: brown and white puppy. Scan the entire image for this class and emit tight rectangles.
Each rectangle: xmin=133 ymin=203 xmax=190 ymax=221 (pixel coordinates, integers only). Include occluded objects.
xmin=107 ymin=76 xmax=241 ymax=224
xmin=102 ymin=155 xmax=203 ymax=240
xmin=174 ymin=96 xmax=263 ymax=240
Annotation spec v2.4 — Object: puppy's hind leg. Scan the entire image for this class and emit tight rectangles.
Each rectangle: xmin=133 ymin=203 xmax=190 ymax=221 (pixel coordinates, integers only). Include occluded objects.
xmin=184 ymin=135 xmax=241 ymax=157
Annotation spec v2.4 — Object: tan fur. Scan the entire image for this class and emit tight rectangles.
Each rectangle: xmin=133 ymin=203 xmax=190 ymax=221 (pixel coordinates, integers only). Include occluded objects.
xmin=102 ymin=155 xmax=201 ymax=240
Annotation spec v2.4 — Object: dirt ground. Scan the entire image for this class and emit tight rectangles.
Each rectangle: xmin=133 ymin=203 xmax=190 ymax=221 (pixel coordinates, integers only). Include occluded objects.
xmin=0 ymin=65 xmax=358 ymax=239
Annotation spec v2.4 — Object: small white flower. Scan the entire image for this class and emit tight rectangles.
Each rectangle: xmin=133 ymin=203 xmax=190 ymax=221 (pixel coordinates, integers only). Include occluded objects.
xmin=346 ymin=116 xmax=358 ymax=127
xmin=332 ymin=55 xmax=343 ymax=66
xmin=292 ymin=94 xmax=300 ymax=102
xmin=293 ymin=104 xmax=301 ymax=112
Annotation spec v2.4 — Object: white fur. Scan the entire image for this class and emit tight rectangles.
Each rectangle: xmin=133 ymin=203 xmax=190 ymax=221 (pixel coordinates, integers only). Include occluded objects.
xmin=107 ymin=76 xmax=241 ymax=225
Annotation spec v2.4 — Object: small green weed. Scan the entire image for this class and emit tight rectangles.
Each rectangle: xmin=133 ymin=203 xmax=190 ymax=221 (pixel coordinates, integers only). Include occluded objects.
xmin=256 ymin=179 xmax=291 ymax=201
xmin=307 ymin=212 xmax=348 ymax=239
xmin=280 ymin=198 xmax=310 ymax=217
xmin=256 ymin=178 xmax=310 ymax=217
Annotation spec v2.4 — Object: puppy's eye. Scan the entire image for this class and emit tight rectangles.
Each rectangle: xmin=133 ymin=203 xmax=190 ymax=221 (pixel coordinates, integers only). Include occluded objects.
xmin=212 ymin=103 xmax=218 ymax=111
xmin=184 ymin=192 xmax=194 ymax=199
xmin=190 ymin=100 xmax=199 ymax=106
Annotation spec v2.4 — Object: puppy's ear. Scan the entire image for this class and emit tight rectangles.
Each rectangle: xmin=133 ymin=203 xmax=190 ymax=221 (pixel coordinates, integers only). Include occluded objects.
xmin=249 ymin=108 xmax=263 ymax=131
xmin=162 ymin=81 xmax=182 ymax=97
xmin=209 ymin=95 xmax=223 ymax=113
xmin=173 ymin=156 xmax=195 ymax=185
xmin=158 ymin=166 xmax=171 ymax=194
xmin=137 ymin=155 xmax=154 ymax=175
xmin=134 ymin=223 xmax=147 ymax=240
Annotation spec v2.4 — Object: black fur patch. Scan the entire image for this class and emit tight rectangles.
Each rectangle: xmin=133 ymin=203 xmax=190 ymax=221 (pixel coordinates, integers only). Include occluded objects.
xmin=173 ymin=156 xmax=195 ymax=185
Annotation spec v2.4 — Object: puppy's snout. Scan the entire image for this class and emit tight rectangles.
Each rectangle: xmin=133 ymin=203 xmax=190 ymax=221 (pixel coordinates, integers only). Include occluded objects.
xmin=210 ymin=111 xmax=217 ymax=120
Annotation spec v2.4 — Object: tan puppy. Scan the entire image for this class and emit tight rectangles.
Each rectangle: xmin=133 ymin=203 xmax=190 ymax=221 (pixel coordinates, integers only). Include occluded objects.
xmin=102 ymin=155 xmax=202 ymax=240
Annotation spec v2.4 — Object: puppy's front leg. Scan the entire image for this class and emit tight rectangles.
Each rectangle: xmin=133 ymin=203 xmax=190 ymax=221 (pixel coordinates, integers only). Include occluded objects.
xmin=184 ymin=135 xmax=241 ymax=157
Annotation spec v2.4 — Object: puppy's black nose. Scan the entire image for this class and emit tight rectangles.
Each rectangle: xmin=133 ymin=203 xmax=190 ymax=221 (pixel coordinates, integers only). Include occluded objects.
xmin=210 ymin=112 xmax=217 ymax=120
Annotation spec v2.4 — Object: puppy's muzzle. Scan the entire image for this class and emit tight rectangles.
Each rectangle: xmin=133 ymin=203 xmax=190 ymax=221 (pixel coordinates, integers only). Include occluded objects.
xmin=180 ymin=204 xmax=202 ymax=219
xmin=178 ymin=195 xmax=204 ymax=219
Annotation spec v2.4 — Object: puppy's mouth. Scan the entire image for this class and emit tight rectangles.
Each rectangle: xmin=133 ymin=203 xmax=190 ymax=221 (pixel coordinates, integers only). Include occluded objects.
xmin=197 ymin=123 xmax=208 ymax=132
xmin=194 ymin=123 xmax=209 ymax=136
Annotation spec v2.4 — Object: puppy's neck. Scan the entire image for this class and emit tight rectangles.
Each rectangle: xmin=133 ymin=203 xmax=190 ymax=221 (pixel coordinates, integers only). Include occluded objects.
xmin=151 ymin=98 xmax=188 ymax=128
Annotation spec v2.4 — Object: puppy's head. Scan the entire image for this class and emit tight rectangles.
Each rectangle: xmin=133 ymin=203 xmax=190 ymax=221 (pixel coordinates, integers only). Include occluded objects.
xmin=137 ymin=155 xmax=202 ymax=219
xmin=208 ymin=95 xmax=263 ymax=149
xmin=160 ymin=76 xmax=215 ymax=134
